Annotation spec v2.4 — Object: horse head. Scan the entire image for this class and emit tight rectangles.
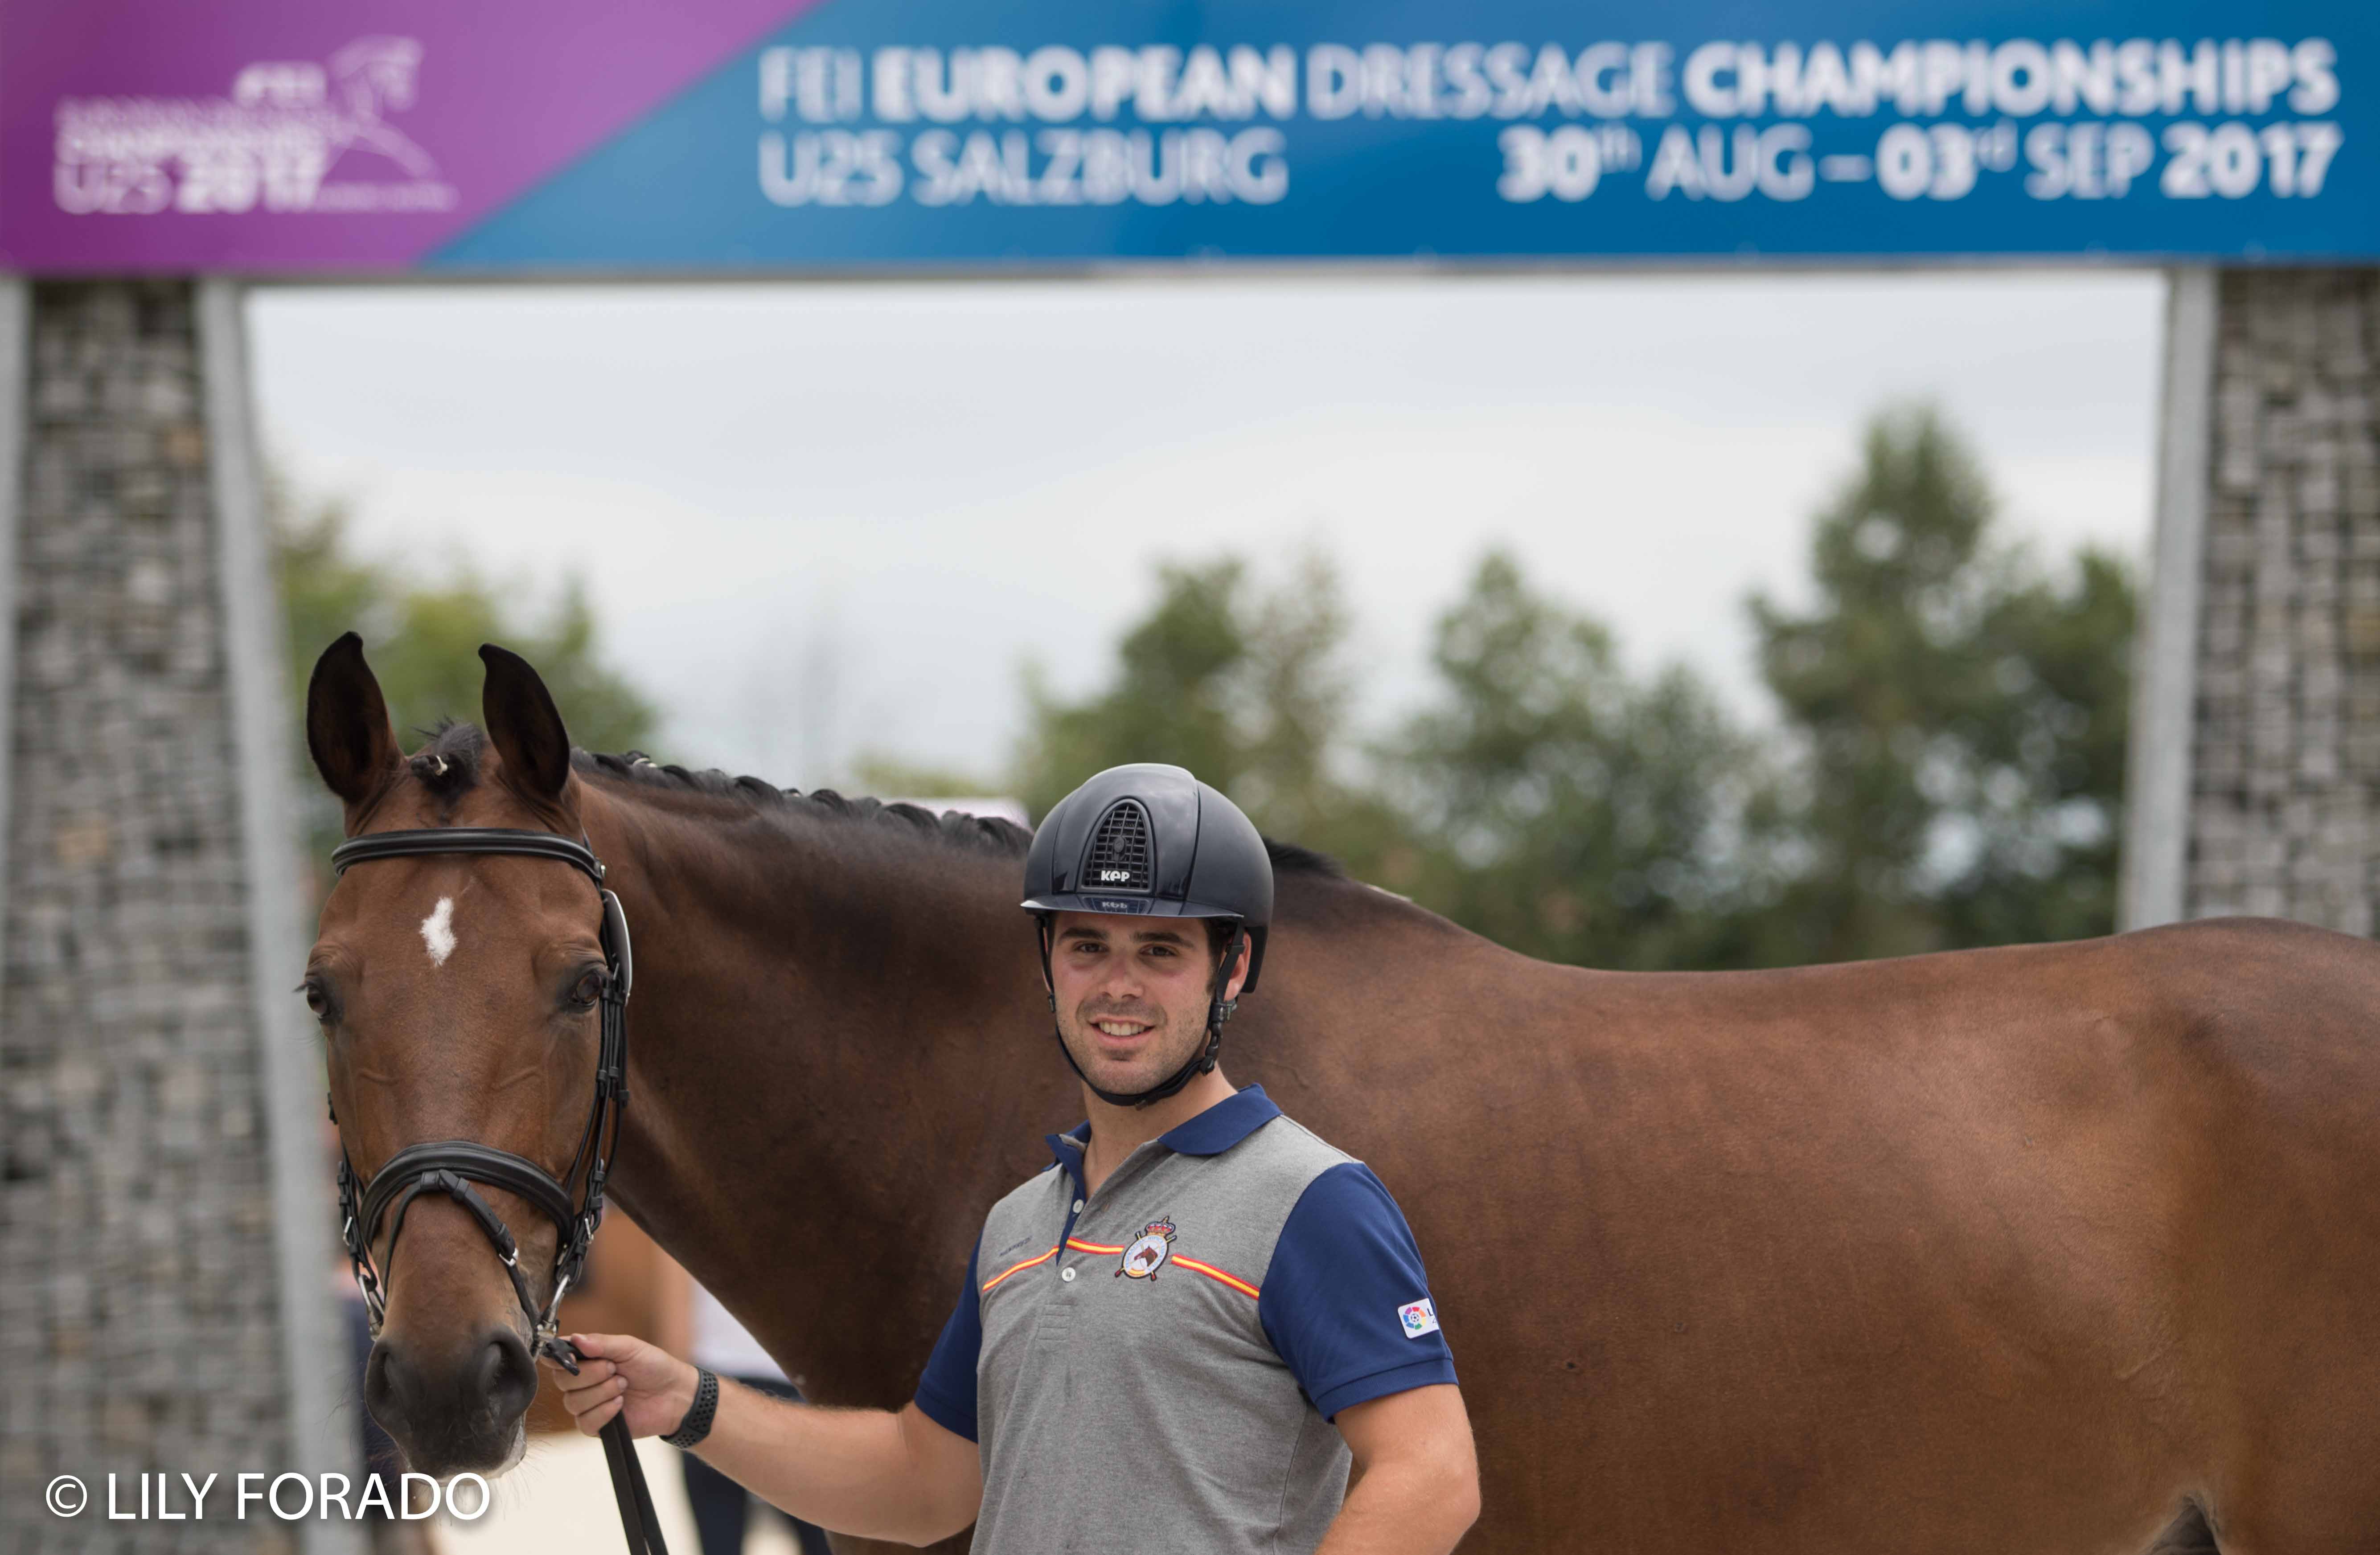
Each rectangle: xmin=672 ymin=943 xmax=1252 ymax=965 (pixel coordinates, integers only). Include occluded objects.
xmin=305 ymin=634 xmax=614 ymax=1475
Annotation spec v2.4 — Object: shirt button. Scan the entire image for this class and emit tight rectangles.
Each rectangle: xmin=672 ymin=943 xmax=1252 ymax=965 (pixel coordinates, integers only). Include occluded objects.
xmin=1072 ymin=1199 xmax=1084 ymax=1213
xmin=1061 ymin=1267 xmax=1077 ymax=1282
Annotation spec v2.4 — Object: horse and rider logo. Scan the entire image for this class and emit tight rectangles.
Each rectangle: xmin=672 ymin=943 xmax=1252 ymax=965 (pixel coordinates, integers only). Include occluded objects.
xmin=53 ymin=36 xmax=457 ymax=217
xmin=1117 ymin=1217 xmax=1176 ymax=1280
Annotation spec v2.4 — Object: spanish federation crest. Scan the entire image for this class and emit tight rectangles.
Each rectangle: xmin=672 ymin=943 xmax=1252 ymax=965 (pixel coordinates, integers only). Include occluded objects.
xmin=1117 ymin=1217 xmax=1176 ymax=1281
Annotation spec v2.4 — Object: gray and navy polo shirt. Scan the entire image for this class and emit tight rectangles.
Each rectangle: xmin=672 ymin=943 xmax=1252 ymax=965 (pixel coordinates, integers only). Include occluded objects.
xmin=912 ymin=1085 xmax=1457 ymax=1554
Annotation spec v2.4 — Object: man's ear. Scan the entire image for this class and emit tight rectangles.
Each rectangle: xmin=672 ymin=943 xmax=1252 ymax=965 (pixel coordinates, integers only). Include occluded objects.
xmin=306 ymin=633 xmax=403 ymax=813
xmin=478 ymin=643 xmax=573 ymax=804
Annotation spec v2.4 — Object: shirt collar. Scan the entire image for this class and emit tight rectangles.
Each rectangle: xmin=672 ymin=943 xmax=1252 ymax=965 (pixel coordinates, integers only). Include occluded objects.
xmin=1044 ymin=1084 xmax=1281 ymax=1170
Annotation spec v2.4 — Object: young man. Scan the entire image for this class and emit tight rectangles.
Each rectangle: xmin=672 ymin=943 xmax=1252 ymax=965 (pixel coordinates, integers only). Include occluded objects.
xmin=554 ymin=765 xmax=1479 ymax=1553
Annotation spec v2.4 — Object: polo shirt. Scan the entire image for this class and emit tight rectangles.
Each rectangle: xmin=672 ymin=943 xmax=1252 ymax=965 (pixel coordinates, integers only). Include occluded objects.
xmin=911 ymin=1085 xmax=1457 ymax=1555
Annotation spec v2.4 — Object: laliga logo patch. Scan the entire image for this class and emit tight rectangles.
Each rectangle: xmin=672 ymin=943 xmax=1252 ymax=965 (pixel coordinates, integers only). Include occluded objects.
xmin=1397 ymin=1298 xmax=1440 ymax=1338
xmin=1117 ymin=1217 xmax=1176 ymax=1281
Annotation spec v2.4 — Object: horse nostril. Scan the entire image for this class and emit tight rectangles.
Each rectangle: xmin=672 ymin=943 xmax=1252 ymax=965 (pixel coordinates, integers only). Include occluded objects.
xmin=477 ymin=1329 xmax=538 ymax=1420
xmin=364 ymin=1339 xmax=410 ymax=1428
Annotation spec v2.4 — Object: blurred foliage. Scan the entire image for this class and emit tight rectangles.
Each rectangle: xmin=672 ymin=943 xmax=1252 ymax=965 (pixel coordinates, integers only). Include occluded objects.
xmin=1009 ymin=404 xmax=2136 ymax=968
xmin=1746 ymin=404 xmax=2136 ymax=962
xmin=1384 ymin=552 xmax=1780 ymax=970
xmin=273 ymin=472 xmax=658 ymax=866
xmin=851 ymin=753 xmax=1005 ymax=801
xmin=274 ymin=399 xmax=2136 ymax=969
xmin=1012 ymin=552 xmax=1409 ymax=873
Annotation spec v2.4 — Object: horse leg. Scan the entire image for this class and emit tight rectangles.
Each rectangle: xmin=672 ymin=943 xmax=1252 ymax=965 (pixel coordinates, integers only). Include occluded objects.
xmin=2144 ymin=1503 xmax=2220 ymax=1555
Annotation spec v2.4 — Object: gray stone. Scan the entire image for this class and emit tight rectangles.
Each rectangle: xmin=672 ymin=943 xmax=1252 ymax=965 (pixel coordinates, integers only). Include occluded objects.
xmin=2 ymin=282 xmax=328 ymax=1551
xmin=2187 ymin=271 xmax=2380 ymax=932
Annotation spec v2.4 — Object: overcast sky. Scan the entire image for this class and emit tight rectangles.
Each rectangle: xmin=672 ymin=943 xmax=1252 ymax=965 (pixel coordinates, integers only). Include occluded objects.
xmin=248 ymin=269 xmax=2165 ymax=791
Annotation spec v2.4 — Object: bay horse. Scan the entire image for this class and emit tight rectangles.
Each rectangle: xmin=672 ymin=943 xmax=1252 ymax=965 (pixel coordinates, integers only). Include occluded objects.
xmin=308 ymin=636 xmax=2380 ymax=1555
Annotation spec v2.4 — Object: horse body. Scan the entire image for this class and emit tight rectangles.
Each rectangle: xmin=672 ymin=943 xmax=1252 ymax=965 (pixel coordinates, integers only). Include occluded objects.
xmin=304 ymin=635 xmax=2380 ymax=1552
xmin=569 ymin=770 xmax=2380 ymax=1554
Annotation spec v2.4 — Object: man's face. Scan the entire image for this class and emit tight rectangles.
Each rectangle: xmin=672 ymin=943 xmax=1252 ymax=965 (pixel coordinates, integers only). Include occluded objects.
xmin=1047 ymin=912 xmax=1248 ymax=1097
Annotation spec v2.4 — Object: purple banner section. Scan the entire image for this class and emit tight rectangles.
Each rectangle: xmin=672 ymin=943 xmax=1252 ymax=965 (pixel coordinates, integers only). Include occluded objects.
xmin=0 ymin=0 xmax=814 ymax=273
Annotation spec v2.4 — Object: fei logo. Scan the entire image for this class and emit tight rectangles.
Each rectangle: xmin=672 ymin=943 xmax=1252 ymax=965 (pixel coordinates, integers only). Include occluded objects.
xmin=54 ymin=37 xmax=458 ymax=217
xmin=1397 ymin=1298 xmax=1440 ymax=1338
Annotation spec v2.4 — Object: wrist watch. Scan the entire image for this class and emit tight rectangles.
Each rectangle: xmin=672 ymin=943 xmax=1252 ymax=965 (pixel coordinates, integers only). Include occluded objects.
xmin=663 ymin=1367 xmax=719 ymax=1449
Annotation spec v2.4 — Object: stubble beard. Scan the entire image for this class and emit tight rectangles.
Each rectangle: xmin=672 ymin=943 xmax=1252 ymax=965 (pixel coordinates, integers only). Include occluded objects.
xmin=1060 ymin=994 xmax=1207 ymax=1095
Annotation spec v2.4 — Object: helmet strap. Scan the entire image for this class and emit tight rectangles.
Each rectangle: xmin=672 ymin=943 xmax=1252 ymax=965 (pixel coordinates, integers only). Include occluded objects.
xmin=1038 ymin=919 xmax=1241 ymax=1110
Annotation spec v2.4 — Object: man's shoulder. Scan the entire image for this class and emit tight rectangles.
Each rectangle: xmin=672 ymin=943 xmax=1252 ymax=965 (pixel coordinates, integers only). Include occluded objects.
xmin=1230 ymin=1109 xmax=1358 ymax=1182
xmin=994 ymin=1150 xmax=1076 ymax=1208
xmin=1194 ymin=1111 xmax=1362 ymax=1236
xmin=976 ymin=1151 xmax=1074 ymax=1243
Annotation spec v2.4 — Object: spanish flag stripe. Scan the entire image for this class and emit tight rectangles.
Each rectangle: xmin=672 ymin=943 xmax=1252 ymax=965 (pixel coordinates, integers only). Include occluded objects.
xmin=980 ymin=1246 xmax=1058 ymax=1293
xmin=1171 ymin=1255 xmax=1260 ymax=1299
xmin=1066 ymin=1237 xmax=1125 ymax=1254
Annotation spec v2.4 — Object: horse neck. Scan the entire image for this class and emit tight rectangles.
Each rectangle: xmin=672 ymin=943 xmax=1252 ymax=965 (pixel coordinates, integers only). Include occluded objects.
xmin=576 ymin=778 xmax=1069 ymax=1403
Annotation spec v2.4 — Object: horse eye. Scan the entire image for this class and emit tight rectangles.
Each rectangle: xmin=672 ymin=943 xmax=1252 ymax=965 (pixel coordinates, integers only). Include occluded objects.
xmin=567 ymin=969 xmax=607 ymax=1009
xmin=299 ymin=978 xmax=335 ymax=1024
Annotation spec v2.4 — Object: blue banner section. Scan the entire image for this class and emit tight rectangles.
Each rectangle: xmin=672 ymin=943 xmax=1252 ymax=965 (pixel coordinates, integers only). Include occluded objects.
xmin=433 ymin=0 xmax=2379 ymax=270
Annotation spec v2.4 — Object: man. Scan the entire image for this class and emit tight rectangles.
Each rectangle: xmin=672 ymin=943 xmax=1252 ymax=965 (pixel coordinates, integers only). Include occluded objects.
xmin=554 ymin=765 xmax=1479 ymax=1552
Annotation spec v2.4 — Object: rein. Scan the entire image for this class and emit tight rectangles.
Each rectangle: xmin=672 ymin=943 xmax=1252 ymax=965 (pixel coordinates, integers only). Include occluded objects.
xmin=327 ymin=826 xmax=668 ymax=1555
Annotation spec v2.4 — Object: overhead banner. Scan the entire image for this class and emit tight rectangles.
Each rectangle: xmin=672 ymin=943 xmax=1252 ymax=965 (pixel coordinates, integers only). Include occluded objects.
xmin=6 ymin=0 xmax=2374 ymax=273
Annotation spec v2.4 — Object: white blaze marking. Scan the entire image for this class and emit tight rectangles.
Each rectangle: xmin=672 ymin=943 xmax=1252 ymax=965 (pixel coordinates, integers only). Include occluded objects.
xmin=420 ymin=896 xmax=457 ymax=967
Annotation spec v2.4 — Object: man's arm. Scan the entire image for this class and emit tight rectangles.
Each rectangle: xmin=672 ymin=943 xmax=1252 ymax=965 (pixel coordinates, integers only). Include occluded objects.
xmin=1315 ymin=1383 xmax=1479 ymax=1555
xmin=550 ymin=1332 xmax=982 ymax=1547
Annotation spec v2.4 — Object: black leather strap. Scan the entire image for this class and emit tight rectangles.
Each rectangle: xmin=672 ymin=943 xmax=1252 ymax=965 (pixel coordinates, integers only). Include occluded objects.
xmin=331 ymin=826 xmax=606 ymax=884
xmin=360 ymin=1140 xmax=579 ymax=1244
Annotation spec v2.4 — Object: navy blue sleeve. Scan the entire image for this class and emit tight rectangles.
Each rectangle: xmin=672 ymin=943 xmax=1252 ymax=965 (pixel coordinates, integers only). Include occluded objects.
xmin=1259 ymin=1162 xmax=1458 ymax=1422
xmin=910 ymin=1236 xmax=981 ymax=1442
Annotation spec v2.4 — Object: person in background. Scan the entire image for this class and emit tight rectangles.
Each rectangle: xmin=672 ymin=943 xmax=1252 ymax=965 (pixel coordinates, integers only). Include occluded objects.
xmin=684 ymin=1282 xmax=831 ymax=1555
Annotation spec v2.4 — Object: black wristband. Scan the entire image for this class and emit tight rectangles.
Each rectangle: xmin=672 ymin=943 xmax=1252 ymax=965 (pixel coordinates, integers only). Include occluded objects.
xmin=663 ymin=1367 xmax=718 ymax=1449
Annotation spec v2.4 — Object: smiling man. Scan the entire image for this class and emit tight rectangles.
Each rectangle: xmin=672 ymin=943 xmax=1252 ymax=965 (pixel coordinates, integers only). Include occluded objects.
xmin=554 ymin=764 xmax=1478 ymax=1554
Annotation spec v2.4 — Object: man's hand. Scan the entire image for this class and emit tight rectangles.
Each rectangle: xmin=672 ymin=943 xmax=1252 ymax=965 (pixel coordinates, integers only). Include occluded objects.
xmin=1317 ymin=1384 xmax=1480 ymax=1554
xmin=545 ymin=1333 xmax=983 ymax=1546
xmin=545 ymin=1332 xmax=699 ymax=1439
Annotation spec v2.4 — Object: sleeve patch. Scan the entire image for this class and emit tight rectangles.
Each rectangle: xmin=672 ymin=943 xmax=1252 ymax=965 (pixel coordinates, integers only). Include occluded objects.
xmin=1396 ymin=1298 xmax=1440 ymax=1338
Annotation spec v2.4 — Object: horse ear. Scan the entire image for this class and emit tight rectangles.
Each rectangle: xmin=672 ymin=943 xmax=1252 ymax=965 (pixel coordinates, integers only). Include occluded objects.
xmin=306 ymin=632 xmax=403 ymax=810
xmin=478 ymin=643 xmax=574 ymax=803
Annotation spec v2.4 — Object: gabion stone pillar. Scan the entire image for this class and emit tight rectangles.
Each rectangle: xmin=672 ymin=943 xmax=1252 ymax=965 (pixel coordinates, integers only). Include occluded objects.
xmin=0 ymin=279 xmax=358 ymax=1554
xmin=2126 ymin=268 xmax=2380 ymax=934
xmin=2187 ymin=270 xmax=2380 ymax=928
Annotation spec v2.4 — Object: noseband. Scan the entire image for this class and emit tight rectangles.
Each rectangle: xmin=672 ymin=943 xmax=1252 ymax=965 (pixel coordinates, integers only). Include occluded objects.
xmin=326 ymin=826 xmax=667 ymax=1555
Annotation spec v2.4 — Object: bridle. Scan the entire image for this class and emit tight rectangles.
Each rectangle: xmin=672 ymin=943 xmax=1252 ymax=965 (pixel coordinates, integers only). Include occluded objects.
xmin=325 ymin=825 xmax=667 ymax=1555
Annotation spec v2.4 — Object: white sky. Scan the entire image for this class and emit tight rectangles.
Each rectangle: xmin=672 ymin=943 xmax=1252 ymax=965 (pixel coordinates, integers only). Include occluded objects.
xmin=248 ymin=269 xmax=2165 ymax=789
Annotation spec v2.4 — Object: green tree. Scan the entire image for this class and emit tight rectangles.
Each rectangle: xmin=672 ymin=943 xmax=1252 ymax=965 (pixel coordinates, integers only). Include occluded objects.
xmin=274 ymin=478 xmax=660 ymax=866
xmin=1389 ymin=551 xmax=1771 ymax=970
xmin=1009 ymin=553 xmax=1407 ymax=872
xmin=1747 ymin=404 xmax=2135 ymax=962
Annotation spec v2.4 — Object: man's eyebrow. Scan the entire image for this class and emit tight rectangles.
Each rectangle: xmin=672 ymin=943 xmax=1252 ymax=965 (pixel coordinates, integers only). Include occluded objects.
xmin=1128 ymin=927 xmax=1194 ymax=945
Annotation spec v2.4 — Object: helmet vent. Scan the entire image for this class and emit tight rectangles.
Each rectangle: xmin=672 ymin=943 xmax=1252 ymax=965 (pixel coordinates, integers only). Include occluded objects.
xmin=1083 ymin=800 xmax=1154 ymax=892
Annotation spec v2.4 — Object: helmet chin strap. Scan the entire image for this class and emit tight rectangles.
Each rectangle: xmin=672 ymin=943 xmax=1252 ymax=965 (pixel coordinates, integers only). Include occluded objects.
xmin=1040 ymin=921 xmax=1243 ymax=1110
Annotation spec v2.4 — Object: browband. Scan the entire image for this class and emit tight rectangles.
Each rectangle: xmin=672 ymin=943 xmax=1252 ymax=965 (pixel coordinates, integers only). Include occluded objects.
xmin=332 ymin=827 xmax=605 ymax=885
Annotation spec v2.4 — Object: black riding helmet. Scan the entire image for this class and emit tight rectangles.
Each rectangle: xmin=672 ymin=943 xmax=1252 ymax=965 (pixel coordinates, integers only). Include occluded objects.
xmin=1022 ymin=763 xmax=1274 ymax=1107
